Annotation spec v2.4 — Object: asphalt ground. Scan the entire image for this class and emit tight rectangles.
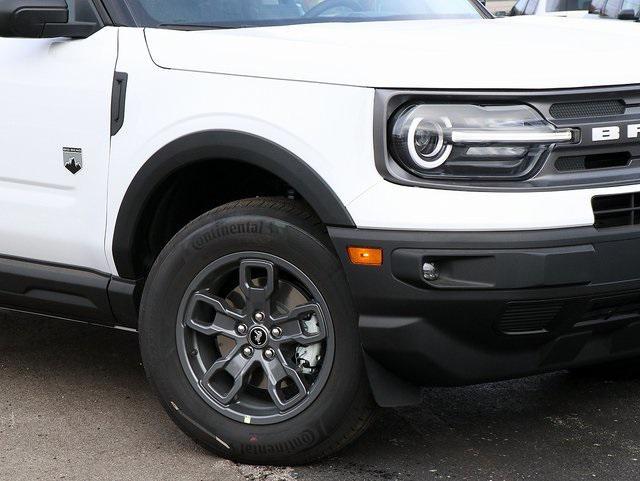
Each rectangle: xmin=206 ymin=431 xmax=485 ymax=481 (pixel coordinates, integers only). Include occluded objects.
xmin=2 ymin=313 xmax=640 ymax=480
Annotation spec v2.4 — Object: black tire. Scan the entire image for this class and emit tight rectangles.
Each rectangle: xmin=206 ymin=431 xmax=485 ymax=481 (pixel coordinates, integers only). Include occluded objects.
xmin=139 ymin=198 xmax=376 ymax=465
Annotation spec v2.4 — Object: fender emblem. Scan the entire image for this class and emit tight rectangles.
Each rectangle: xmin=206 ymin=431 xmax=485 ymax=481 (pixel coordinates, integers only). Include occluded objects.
xmin=63 ymin=147 xmax=83 ymax=174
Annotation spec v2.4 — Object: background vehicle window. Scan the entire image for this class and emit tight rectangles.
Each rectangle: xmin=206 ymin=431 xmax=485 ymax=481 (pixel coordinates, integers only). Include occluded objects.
xmin=589 ymin=0 xmax=606 ymax=13
xmin=511 ymin=0 xmax=529 ymax=15
xmin=621 ymin=0 xmax=640 ymax=13
xmin=124 ymin=0 xmax=485 ymax=28
xmin=546 ymin=0 xmax=565 ymax=9
xmin=525 ymin=0 xmax=539 ymax=14
xmin=547 ymin=0 xmax=591 ymax=10
xmin=602 ymin=0 xmax=623 ymax=15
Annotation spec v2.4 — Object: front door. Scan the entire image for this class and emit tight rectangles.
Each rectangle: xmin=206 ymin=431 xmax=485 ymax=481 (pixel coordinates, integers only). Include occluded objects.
xmin=0 ymin=27 xmax=118 ymax=272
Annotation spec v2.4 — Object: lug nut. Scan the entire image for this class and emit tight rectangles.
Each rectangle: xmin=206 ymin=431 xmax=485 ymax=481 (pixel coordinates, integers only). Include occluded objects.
xmin=237 ymin=324 xmax=248 ymax=335
xmin=264 ymin=348 xmax=276 ymax=360
xmin=253 ymin=311 xmax=265 ymax=323
xmin=242 ymin=346 xmax=254 ymax=358
xmin=270 ymin=327 xmax=282 ymax=338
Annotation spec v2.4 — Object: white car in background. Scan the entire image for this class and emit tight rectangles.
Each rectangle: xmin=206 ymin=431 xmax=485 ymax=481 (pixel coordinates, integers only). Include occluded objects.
xmin=508 ymin=0 xmax=591 ymax=16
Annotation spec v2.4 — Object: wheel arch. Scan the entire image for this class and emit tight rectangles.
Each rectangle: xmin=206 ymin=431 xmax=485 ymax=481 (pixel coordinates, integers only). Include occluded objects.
xmin=112 ymin=130 xmax=355 ymax=279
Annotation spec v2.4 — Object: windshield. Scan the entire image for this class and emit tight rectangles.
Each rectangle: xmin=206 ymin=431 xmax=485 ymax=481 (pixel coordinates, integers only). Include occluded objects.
xmin=123 ymin=0 xmax=487 ymax=29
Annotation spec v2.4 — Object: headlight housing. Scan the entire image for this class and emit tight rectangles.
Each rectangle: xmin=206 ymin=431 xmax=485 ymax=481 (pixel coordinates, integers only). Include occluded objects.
xmin=389 ymin=104 xmax=576 ymax=181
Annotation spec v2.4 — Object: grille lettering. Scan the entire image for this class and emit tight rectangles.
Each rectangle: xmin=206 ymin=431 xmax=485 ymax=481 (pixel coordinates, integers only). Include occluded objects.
xmin=592 ymin=126 xmax=620 ymax=142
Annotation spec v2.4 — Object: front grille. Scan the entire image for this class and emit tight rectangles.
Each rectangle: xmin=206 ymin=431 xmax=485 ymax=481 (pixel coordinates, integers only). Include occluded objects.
xmin=575 ymin=292 xmax=640 ymax=328
xmin=549 ymin=100 xmax=626 ymax=119
xmin=555 ymin=152 xmax=631 ymax=172
xmin=497 ymin=291 xmax=640 ymax=336
xmin=592 ymin=192 xmax=640 ymax=229
xmin=498 ymin=301 xmax=564 ymax=334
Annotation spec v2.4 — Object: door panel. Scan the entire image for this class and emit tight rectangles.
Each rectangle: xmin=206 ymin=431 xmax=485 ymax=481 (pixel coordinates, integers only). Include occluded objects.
xmin=0 ymin=27 xmax=118 ymax=272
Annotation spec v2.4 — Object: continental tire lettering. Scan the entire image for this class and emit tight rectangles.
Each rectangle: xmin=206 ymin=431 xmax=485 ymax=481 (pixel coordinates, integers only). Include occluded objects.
xmin=192 ymin=222 xmax=264 ymax=250
xmin=239 ymin=429 xmax=317 ymax=455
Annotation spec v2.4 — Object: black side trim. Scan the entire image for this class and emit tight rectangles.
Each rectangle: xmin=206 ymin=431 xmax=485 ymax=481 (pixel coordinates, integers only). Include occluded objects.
xmin=0 ymin=256 xmax=112 ymax=324
xmin=111 ymin=72 xmax=128 ymax=136
xmin=0 ymin=255 xmax=139 ymax=328
xmin=112 ymin=130 xmax=354 ymax=279
xmin=107 ymin=276 xmax=141 ymax=328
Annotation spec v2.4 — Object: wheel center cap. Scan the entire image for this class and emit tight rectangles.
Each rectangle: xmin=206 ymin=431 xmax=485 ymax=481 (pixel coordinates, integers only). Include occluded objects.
xmin=248 ymin=326 xmax=269 ymax=348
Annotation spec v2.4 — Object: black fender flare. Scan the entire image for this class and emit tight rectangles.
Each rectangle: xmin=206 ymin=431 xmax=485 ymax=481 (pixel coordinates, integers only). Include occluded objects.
xmin=112 ymin=130 xmax=355 ymax=279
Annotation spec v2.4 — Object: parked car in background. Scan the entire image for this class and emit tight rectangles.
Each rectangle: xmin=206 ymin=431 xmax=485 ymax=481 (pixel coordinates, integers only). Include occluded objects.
xmin=589 ymin=0 xmax=640 ymax=19
xmin=509 ymin=0 xmax=591 ymax=16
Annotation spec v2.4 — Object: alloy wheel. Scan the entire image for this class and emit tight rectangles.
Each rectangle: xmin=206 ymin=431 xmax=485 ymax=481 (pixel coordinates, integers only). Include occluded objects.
xmin=176 ymin=252 xmax=335 ymax=425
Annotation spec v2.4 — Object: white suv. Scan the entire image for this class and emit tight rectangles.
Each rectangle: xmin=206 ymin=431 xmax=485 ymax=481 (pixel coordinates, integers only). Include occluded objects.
xmin=2 ymin=0 xmax=640 ymax=466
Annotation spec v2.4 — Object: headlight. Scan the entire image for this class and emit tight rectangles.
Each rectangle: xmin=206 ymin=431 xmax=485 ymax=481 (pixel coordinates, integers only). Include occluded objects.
xmin=389 ymin=104 xmax=576 ymax=181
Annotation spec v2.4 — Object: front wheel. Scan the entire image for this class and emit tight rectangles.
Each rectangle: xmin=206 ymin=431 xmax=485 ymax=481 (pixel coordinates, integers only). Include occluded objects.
xmin=139 ymin=198 xmax=376 ymax=465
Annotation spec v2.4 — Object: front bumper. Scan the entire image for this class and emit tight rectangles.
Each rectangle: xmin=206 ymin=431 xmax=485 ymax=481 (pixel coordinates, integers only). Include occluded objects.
xmin=329 ymin=225 xmax=640 ymax=388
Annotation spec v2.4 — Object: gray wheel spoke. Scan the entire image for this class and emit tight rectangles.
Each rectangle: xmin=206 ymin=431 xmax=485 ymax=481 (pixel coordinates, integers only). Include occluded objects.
xmin=201 ymin=346 xmax=254 ymax=405
xmin=184 ymin=317 xmax=241 ymax=339
xmin=262 ymin=356 xmax=307 ymax=411
xmin=192 ymin=290 xmax=246 ymax=321
xmin=239 ymin=259 xmax=277 ymax=311
xmin=272 ymin=303 xmax=321 ymax=325
xmin=272 ymin=303 xmax=327 ymax=346
xmin=184 ymin=290 xmax=244 ymax=340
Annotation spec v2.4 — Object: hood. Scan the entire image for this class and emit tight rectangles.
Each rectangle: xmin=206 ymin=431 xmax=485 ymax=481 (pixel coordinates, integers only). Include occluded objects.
xmin=145 ymin=16 xmax=640 ymax=90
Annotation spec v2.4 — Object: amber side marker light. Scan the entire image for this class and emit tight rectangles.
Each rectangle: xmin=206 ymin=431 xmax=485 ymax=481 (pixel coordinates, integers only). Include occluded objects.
xmin=348 ymin=247 xmax=383 ymax=266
